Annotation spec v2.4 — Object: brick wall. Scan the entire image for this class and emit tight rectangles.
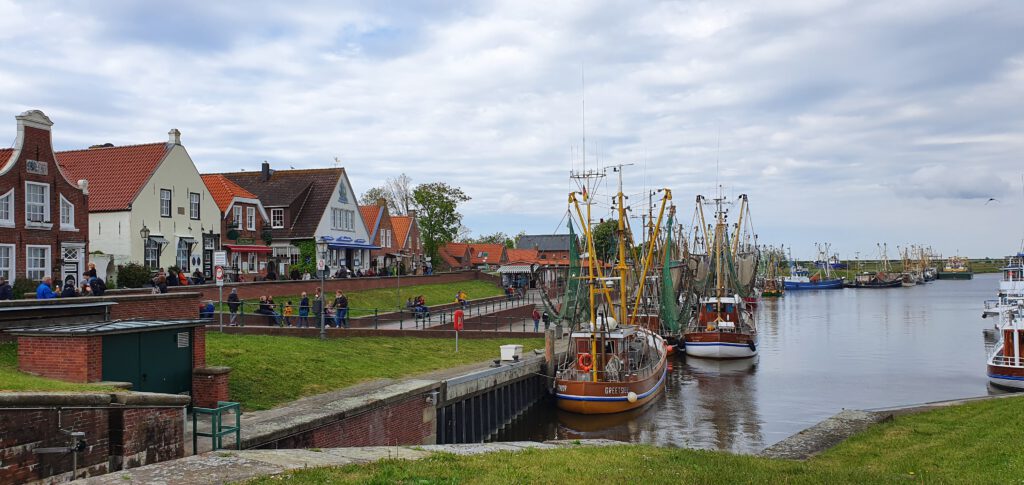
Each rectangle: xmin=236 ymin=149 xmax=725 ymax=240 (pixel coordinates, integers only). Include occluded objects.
xmin=193 ymin=325 xmax=206 ymax=368
xmin=255 ymin=392 xmax=435 ymax=449
xmin=192 ymin=367 xmax=230 ymax=409
xmin=16 ymin=335 xmax=102 ymax=382
xmin=108 ymin=407 xmax=185 ymax=471
xmin=0 ymin=291 xmax=203 ymax=332
xmin=0 ymin=393 xmax=186 ymax=483
xmin=212 ymin=326 xmax=542 ymax=339
xmin=157 ymin=270 xmax=485 ymax=301
xmin=109 ymin=293 xmax=201 ymax=321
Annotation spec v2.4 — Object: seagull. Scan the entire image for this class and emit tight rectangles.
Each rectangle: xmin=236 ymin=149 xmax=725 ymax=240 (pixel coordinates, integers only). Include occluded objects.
xmin=985 ymin=198 xmax=999 ymax=204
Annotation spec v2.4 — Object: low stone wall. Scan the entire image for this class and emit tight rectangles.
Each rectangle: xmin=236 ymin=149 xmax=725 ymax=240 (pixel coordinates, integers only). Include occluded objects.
xmin=0 ymin=292 xmax=202 ymax=334
xmin=210 ymin=326 xmax=543 ymax=339
xmin=0 ymin=392 xmax=188 ymax=483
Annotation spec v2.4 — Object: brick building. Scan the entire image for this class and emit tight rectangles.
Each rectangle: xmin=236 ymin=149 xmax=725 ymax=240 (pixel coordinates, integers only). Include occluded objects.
xmin=359 ymin=199 xmax=400 ymax=274
xmin=392 ymin=211 xmax=424 ymax=274
xmin=201 ymin=174 xmax=271 ymax=279
xmin=0 ymin=110 xmax=89 ymax=287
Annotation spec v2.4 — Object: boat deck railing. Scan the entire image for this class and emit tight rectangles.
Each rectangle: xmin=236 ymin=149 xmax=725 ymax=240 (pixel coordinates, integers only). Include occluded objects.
xmin=990 ymin=354 xmax=1024 ymax=367
xmin=558 ymin=360 xmax=662 ymax=383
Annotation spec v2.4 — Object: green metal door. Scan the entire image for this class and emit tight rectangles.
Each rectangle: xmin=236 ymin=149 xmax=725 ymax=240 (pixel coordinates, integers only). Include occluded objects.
xmin=102 ymin=333 xmax=141 ymax=388
xmin=139 ymin=329 xmax=193 ymax=395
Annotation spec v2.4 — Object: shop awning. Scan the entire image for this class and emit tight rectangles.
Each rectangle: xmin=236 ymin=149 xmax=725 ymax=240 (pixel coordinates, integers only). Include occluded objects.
xmin=327 ymin=242 xmax=380 ymax=250
xmin=224 ymin=244 xmax=273 ymax=254
xmin=497 ymin=264 xmax=535 ymax=274
xmin=149 ymin=235 xmax=169 ymax=245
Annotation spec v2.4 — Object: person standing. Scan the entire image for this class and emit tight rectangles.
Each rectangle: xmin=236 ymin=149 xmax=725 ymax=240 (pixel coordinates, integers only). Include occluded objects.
xmin=298 ymin=292 xmax=310 ymax=328
xmin=153 ymin=269 xmax=168 ymax=294
xmin=227 ymin=288 xmax=241 ymax=325
xmin=333 ymin=290 xmax=349 ymax=329
xmin=0 ymin=277 xmax=12 ymax=300
xmin=283 ymin=301 xmax=294 ymax=326
xmin=36 ymin=276 xmax=58 ymax=299
xmin=312 ymin=290 xmax=324 ymax=328
xmin=532 ymin=308 xmax=541 ymax=332
xmin=542 ymin=311 xmax=550 ymax=330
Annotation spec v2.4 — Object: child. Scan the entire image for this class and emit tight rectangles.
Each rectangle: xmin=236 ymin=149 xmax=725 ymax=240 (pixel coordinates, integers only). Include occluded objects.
xmin=283 ymin=301 xmax=295 ymax=327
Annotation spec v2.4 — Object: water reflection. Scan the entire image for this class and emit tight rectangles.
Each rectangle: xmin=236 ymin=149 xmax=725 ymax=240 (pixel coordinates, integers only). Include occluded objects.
xmin=498 ymin=275 xmax=1004 ymax=451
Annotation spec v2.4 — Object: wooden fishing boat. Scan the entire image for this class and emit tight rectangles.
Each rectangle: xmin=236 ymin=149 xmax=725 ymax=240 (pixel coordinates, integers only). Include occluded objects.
xmin=987 ymin=300 xmax=1024 ymax=390
xmin=553 ymin=167 xmax=670 ymax=414
xmin=844 ymin=272 xmax=902 ymax=288
xmin=937 ymin=255 xmax=973 ymax=280
xmin=683 ymin=193 xmax=759 ymax=360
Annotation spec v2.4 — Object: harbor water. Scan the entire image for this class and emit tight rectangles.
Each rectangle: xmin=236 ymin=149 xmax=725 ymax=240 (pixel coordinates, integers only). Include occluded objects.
xmin=496 ymin=273 xmax=1008 ymax=453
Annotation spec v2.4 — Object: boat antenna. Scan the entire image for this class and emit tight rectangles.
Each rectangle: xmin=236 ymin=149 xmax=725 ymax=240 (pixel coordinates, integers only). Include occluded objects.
xmin=581 ymin=63 xmax=586 ymax=174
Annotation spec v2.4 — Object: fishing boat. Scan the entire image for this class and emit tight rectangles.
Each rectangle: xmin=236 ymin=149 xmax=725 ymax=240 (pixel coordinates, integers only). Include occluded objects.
xmin=682 ymin=193 xmax=758 ymax=359
xmin=986 ymin=299 xmax=1024 ymax=390
xmin=937 ymin=255 xmax=973 ymax=280
xmin=759 ymin=246 xmax=785 ymax=297
xmin=983 ymin=253 xmax=1024 ymax=318
xmin=783 ymin=244 xmax=844 ymax=290
xmin=846 ymin=244 xmax=902 ymax=288
xmin=553 ymin=168 xmax=669 ymax=414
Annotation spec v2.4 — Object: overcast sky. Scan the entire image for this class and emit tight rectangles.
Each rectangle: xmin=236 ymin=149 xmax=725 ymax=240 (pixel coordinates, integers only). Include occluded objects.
xmin=1 ymin=1 xmax=1022 ymax=258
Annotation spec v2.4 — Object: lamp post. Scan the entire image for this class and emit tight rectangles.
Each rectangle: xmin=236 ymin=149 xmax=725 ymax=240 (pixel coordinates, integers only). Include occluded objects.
xmin=317 ymin=237 xmax=328 ymax=340
xmin=140 ymin=224 xmax=150 ymax=269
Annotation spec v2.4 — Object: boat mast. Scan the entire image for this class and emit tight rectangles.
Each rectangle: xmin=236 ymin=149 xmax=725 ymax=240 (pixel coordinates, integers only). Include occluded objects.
xmin=612 ymin=164 xmax=633 ymax=325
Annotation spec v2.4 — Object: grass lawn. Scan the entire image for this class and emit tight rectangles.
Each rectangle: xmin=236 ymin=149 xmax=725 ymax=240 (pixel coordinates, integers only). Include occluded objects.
xmin=246 ymin=395 xmax=1024 ymax=484
xmin=214 ymin=280 xmax=505 ymax=317
xmin=206 ymin=333 xmax=544 ymax=411
xmin=0 ymin=343 xmax=117 ymax=392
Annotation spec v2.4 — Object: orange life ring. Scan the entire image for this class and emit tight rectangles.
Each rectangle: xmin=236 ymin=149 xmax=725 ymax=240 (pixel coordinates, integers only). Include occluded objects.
xmin=577 ymin=353 xmax=593 ymax=372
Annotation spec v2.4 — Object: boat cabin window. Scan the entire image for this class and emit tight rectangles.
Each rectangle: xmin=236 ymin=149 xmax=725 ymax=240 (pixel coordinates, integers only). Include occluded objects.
xmin=705 ymin=304 xmax=714 ymax=312
xmin=725 ymin=304 xmax=734 ymax=313
xmin=604 ymin=341 xmax=616 ymax=354
xmin=576 ymin=340 xmax=589 ymax=353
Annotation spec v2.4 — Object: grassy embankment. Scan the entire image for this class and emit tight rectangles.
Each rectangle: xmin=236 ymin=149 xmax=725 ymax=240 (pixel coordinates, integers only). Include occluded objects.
xmin=247 ymin=394 xmax=1024 ymax=484
xmin=214 ymin=280 xmax=505 ymax=317
xmin=0 ymin=343 xmax=117 ymax=392
xmin=206 ymin=333 xmax=544 ymax=411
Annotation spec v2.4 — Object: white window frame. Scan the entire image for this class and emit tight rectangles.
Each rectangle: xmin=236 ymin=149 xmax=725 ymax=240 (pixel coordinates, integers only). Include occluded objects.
xmin=25 ymin=182 xmax=50 ymax=225
xmin=160 ymin=189 xmax=172 ymax=217
xmin=189 ymin=192 xmax=200 ymax=220
xmin=144 ymin=238 xmax=160 ymax=269
xmin=0 ymin=188 xmax=13 ymax=227
xmin=271 ymin=208 xmax=284 ymax=228
xmin=246 ymin=206 xmax=256 ymax=231
xmin=26 ymin=245 xmax=50 ymax=281
xmin=0 ymin=244 xmax=14 ymax=281
xmin=232 ymin=206 xmax=242 ymax=227
xmin=331 ymin=208 xmax=343 ymax=230
xmin=59 ymin=194 xmax=75 ymax=231
xmin=176 ymin=238 xmax=190 ymax=270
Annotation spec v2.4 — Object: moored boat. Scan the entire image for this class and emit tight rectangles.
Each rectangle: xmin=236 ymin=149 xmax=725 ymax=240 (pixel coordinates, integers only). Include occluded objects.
xmin=937 ymin=255 xmax=973 ymax=280
xmin=987 ymin=300 xmax=1024 ymax=390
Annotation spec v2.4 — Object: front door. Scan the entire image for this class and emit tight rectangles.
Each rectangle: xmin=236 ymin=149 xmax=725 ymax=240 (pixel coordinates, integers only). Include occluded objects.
xmin=61 ymin=244 xmax=84 ymax=287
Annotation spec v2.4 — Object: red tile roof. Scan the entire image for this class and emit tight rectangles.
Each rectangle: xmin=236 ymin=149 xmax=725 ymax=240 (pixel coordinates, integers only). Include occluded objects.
xmin=358 ymin=205 xmax=383 ymax=239
xmin=56 ymin=143 xmax=169 ymax=212
xmin=391 ymin=215 xmax=414 ymax=247
xmin=201 ymin=174 xmax=258 ymax=213
xmin=438 ymin=242 xmax=470 ymax=268
xmin=469 ymin=243 xmax=506 ymax=265
xmin=222 ymin=167 xmax=343 ymax=239
xmin=0 ymin=148 xmax=13 ymax=167
xmin=506 ymin=248 xmax=540 ymax=264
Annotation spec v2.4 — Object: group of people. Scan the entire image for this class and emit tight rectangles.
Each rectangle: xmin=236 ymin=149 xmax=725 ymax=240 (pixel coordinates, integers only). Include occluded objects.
xmin=151 ymin=267 xmax=200 ymax=293
xmin=406 ymin=295 xmax=430 ymax=317
xmin=12 ymin=263 xmax=108 ymax=300
xmin=223 ymin=288 xmax=349 ymax=328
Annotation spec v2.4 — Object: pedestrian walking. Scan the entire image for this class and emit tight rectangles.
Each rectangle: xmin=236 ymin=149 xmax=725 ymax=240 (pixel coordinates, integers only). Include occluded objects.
xmin=333 ymin=290 xmax=349 ymax=328
xmin=532 ymin=308 xmax=541 ymax=332
xmin=227 ymin=288 xmax=240 ymax=325
xmin=298 ymin=292 xmax=310 ymax=327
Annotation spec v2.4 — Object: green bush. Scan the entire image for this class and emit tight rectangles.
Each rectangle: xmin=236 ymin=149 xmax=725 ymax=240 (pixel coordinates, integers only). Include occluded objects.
xmin=12 ymin=278 xmax=38 ymax=299
xmin=117 ymin=262 xmax=152 ymax=288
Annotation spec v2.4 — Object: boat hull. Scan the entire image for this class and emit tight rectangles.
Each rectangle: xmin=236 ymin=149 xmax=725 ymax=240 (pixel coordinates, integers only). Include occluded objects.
xmin=937 ymin=271 xmax=973 ymax=280
xmin=555 ymin=363 xmax=668 ymax=414
xmin=845 ymin=279 xmax=902 ymax=289
xmin=684 ymin=331 xmax=757 ymax=359
xmin=783 ymin=278 xmax=844 ymax=290
xmin=987 ymin=363 xmax=1024 ymax=390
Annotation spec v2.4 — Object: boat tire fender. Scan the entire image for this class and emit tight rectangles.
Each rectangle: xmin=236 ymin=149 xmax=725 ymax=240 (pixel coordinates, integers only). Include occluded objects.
xmin=748 ymin=340 xmax=757 ymax=352
xmin=578 ymin=352 xmax=593 ymax=372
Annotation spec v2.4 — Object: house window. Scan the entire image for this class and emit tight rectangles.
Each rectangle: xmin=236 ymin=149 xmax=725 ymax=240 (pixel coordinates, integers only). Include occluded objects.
xmin=233 ymin=206 xmax=242 ymax=227
xmin=0 ymin=244 xmax=14 ymax=280
xmin=144 ymin=239 xmax=160 ymax=269
xmin=0 ymin=188 xmax=13 ymax=226
xmin=246 ymin=206 xmax=256 ymax=231
xmin=59 ymin=195 xmax=74 ymax=230
xmin=271 ymin=208 xmax=284 ymax=228
xmin=25 ymin=182 xmax=49 ymax=224
xmin=176 ymin=239 xmax=190 ymax=270
xmin=382 ymin=229 xmax=391 ymax=247
xmin=26 ymin=245 xmax=50 ymax=281
xmin=332 ymin=208 xmax=355 ymax=231
xmin=160 ymin=189 xmax=172 ymax=217
xmin=189 ymin=192 xmax=200 ymax=220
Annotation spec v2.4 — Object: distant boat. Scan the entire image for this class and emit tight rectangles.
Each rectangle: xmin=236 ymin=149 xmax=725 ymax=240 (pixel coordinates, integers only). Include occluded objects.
xmin=783 ymin=243 xmax=844 ymax=290
xmin=937 ymin=256 xmax=973 ymax=280
xmin=845 ymin=272 xmax=903 ymax=288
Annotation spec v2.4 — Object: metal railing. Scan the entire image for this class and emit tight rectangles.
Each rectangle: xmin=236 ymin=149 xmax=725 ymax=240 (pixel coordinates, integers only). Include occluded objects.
xmin=990 ymin=354 xmax=1024 ymax=367
xmin=192 ymin=401 xmax=241 ymax=454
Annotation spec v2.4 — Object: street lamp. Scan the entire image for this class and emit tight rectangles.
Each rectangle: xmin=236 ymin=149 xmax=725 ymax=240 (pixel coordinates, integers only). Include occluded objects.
xmin=317 ymin=237 xmax=329 ymax=340
xmin=140 ymin=224 xmax=150 ymax=269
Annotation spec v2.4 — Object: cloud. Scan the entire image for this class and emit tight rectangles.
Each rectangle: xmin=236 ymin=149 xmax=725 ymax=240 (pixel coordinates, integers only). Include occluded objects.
xmin=900 ymin=165 xmax=1012 ymax=200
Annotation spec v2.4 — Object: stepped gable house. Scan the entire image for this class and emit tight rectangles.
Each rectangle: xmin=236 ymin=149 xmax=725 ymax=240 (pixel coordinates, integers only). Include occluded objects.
xmin=0 ymin=110 xmax=89 ymax=286
xmin=56 ymin=129 xmax=221 ymax=280
xmin=222 ymin=162 xmax=376 ymax=274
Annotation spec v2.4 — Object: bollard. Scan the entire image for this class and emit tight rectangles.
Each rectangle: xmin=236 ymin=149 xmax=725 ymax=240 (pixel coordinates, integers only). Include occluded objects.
xmin=374 ymin=308 xmax=378 ymax=329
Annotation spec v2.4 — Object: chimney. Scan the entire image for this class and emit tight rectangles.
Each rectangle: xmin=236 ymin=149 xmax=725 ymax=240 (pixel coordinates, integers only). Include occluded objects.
xmin=377 ymin=197 xmax=387 ymax=207
xmin=261 ymin=161 xmax=271 ymax=181
xmin=408 ymin=209 xmax=417 ymax=219
xmin=168 ymin=128 xmax=181 ymax=145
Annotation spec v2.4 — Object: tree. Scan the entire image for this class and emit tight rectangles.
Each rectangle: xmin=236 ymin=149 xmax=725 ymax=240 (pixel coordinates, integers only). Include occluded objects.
xmin=359 ymin=186 xmax=395 ymax=212
xmin=359 ymin=173 xmax=415 ymax=215
xmin=591 ymin=219 xmax=619 ymax=263
xmin=413 ymin=182 xmax=471 ymax=263
xmin=472 ymin=232 xmax=511 ymax=246
xmin=512 ymin=230 xmax=527 ymax=248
